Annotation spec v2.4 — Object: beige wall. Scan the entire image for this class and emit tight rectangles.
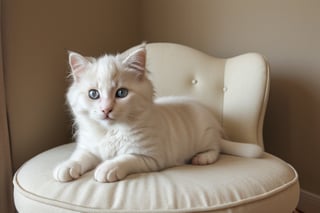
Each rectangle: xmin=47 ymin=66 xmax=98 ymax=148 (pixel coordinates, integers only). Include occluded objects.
xmin=3 ymin=0 xmax=141 ymax=170
xmin=141 ymin=0 xmax=320 ymax=196
xmin=4 ymin=0 xmax=320 ymax=198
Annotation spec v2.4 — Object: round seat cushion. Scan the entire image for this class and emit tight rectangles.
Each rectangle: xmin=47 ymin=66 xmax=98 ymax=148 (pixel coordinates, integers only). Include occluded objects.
xmin=13 ymin=143 xmax=299 ymax=213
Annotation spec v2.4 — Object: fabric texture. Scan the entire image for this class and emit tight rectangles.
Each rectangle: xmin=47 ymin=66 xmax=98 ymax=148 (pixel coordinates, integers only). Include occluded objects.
xmin=14 ymin=143 xmax=299 ymax=213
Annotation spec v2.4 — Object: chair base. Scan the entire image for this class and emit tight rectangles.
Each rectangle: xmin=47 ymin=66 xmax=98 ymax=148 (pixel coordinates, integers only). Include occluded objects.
xmin=13 ymin=143 xmax=299 ymax=213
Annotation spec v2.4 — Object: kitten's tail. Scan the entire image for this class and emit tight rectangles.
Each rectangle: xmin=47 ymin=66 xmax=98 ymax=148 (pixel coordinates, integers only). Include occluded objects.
xmin=220 ymin=139 xmax=263 ymax=158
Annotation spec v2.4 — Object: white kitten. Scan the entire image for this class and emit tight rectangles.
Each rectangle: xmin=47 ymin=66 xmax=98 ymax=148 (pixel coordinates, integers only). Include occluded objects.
xmin=54 ymin=44 xmax=262 ymax=183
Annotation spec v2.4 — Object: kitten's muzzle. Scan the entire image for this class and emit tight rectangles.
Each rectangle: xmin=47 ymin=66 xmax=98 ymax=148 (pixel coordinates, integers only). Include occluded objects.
xmin=101 ymin=108 xmax=114 ymax=120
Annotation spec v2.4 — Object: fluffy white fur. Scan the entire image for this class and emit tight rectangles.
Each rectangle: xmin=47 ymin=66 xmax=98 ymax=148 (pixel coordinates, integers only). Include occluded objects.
xmin=54 ymin=44 xmax=262 ymax=183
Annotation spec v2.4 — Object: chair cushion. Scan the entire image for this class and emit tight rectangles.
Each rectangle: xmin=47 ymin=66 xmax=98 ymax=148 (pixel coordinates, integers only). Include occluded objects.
xmin=13 ymin=143 xmax=299 ymax=213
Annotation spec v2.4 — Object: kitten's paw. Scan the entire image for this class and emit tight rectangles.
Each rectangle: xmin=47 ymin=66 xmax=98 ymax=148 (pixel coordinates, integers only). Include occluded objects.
xmin=192 ymin=150 xmax=219 ymax=165
xmin=53 ymin=161 xmax=81 ymax=182
xmin=94 ymin=161 xmax=127 ymax=183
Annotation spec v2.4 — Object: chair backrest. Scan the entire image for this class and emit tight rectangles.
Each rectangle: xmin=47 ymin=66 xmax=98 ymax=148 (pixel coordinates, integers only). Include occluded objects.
xmin=145 ymin=43 xmax=270 ymax=148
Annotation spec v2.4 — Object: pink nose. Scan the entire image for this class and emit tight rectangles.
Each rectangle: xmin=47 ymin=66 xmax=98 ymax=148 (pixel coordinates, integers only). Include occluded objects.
xmin=102 ymin=107 xmax=112 ymax=115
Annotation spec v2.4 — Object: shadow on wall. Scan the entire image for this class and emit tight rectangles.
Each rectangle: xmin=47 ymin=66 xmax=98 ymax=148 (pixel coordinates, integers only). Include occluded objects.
xmin=264 ymin=72 xmax=320 ymax=192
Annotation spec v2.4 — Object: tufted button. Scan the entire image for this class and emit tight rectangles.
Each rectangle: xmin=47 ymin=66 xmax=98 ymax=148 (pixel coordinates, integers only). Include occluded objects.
xmin=191 ymin=79 xmax=198 ymax=85
xmin=223 ymin=87 xmax=228 ymax=92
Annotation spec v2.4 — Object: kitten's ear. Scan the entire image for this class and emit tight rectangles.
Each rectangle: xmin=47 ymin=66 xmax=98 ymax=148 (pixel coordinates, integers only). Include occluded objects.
xmin=68 ymin=51 xmax=90 ymax=81
xmin=122 ymin=44 xmax=146 ymax=78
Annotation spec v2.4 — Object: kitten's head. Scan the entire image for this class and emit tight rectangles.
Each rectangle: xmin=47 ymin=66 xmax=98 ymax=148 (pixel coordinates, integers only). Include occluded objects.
xmin=66 ymin=45 xmax=154 ymax=127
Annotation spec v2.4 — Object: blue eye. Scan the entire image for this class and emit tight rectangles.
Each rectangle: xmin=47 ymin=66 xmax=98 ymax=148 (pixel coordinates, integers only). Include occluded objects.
xmin=88 ymin=89 xmax=100 ymax=100
xmin=115 ymin=88 xmax=128 ymax=98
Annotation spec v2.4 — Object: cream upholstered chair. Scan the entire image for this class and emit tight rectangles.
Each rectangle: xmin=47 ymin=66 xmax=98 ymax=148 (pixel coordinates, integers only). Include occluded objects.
xmin=13 ymin=43 xmax=299 ymax=213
